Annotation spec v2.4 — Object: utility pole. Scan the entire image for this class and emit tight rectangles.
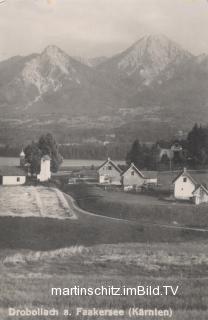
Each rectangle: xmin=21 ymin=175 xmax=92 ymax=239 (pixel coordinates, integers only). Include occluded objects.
xmin=169 ymin=156 xmax=172 ymax=172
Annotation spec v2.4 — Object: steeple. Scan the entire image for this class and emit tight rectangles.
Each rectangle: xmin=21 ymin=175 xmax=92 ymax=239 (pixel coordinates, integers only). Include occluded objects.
xmin=20 ymin=149 xmax=25 ymax=167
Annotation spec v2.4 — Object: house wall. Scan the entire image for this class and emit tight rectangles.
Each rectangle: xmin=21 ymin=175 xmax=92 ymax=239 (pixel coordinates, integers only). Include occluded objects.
xmin=98 ymin=163 xmax=121 ymax=185
xmin=145 ymin=178 xmax=158 ymax=184
xmin=2 ymin=176 xmax=26 ymax=185
xmin=123 ymin=168 xmax=145 ymax=187
xmin=174 ymin=175 xmax=195 ymax=200
xmin=193 ymin=188 xmax=208 ymax=205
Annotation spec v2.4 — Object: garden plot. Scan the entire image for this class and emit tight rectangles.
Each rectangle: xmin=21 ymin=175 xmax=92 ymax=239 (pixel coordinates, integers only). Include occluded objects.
xmin=0 ymin=186 xmax=73 ymax=219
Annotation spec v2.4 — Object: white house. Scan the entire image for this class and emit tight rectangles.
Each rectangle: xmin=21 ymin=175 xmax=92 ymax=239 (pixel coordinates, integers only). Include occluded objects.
xmin=122 ymin=163 xmax=157 ymax=189
xmin=98 ymin=158 xmax=122 ymax=185
xmin=0 ymin=166 xmax=26 ymax=185
xmin=172 ymin=168 xmax=208 ymax=205
xmin=37 ymin=155 xmax=51 ymax=182
xmin=192 ymin=185 xmax=208 ymax=205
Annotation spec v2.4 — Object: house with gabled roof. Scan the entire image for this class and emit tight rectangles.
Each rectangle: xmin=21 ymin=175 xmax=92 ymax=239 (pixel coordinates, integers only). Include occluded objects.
xmin=122 ymin=163 xmax=157 ymax=189
xmin=172 ymin=168 xmax=208 ymax=205
xmin=98 ymin=158 xmax=122 ymax=185
xmin=0 ymin=166 xmax=26 ymax=186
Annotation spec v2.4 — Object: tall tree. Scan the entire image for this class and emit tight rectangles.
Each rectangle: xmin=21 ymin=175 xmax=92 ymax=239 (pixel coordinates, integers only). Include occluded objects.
xmin=24 ymin=142 xmax=42 ymax=174
xmin=38 ymin=133 xmax=63 ymax=172
xmin=126 ymin=139 xmax=145 ymax=168
xmin=24 ymin=133 xmax=63 ymax=174
xmin=187 ymin=124 xmax=208 ymax=166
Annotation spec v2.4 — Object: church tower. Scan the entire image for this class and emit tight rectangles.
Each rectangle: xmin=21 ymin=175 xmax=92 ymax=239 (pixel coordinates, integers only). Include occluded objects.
xmin=19 ymin=149 xmax=25 ymax=167
xmin=37 ymin=155 xmax=51 ymax=182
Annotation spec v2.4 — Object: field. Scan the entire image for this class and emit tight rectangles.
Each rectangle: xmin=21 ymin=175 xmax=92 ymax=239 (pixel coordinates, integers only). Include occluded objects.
xmin=0 ymin=186 xmax=75 ymax=219
xmin=64 ymin=184 xmax=208 ymax=228
xmin=0 ymin=242 xmax=208 ymax=319
xmin=0 ymin=183 xmax=208 ymax=319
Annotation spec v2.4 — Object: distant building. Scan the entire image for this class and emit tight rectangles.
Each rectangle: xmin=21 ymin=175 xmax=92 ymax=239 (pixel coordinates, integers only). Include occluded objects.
xmin=98 ymin=158 xmax=122 ymax=185
xmin=122 ymin=163 xmax=157 ymax=189
xmin=0 ymin=166 xmax=26 ymax=186
xmin=172 ymin=168 xmax=208 ymax=205
xmin=122 ymin=163 xmax=145 ymax=188
xmin=157 ymin=142 xmax=183 ymax=161
xmin=37 ymin=155 xmax=51 ymax=182
xmin=0 ymin=150 xmax=52 ymax=186
xmin=192 ymin=185 xmax=208 ymax=205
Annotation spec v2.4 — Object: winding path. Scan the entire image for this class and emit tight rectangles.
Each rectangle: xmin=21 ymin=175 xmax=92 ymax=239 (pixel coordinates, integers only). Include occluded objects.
xmin=64 ymin=193 xmax=208 ymax=233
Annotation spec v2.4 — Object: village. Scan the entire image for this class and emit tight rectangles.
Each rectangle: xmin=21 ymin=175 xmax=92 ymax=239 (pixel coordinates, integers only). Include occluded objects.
xmin=1 ymin=143 xmax=208 ymax=207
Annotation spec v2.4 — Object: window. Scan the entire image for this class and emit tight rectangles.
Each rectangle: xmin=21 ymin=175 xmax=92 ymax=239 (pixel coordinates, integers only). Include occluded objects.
xmin=108 ymin=166 xmax=112 ymax=170
xmin=183 ymin=177 xmax=187 ymax=183
xmin=17 ymin=177 xmax=20 ymax=182
xmin=131 ymin=171 xmax=135 ymax=176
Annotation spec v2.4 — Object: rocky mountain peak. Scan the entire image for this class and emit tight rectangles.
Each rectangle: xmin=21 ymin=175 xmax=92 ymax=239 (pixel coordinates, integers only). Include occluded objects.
xmin=40 ymin=45 xmax=71 ymax=74
xmin=118 ymin=34 xmax=192 ymax=77
xmin=20 ymin=45 xmax=81 ymax=97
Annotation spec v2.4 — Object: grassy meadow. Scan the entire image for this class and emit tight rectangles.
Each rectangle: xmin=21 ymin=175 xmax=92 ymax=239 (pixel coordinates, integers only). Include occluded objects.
xmin=0 ymin=242 xmax=208 ymax=319
xmin=63 ymin=183 xmax=208 ymax=228
xmin=0 ymin=182 xmax=208 ymax=319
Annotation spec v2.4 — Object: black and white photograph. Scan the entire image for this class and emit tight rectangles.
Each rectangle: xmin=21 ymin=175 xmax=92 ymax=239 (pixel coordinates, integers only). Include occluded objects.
xmin=0 ymin=0 xmax=208 ymax=319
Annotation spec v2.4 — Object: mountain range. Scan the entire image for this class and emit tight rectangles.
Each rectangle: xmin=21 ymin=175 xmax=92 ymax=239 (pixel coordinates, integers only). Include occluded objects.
xmin=1 ymin=34 xmax=208 ymax=143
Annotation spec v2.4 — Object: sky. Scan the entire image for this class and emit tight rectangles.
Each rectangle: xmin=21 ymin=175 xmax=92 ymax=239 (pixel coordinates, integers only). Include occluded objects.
xmin=0 ymin=0 xmax=208 ymax=60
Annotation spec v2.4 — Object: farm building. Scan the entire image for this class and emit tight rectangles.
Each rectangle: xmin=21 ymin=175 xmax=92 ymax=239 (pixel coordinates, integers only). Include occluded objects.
xmin=0 ymin=166 xmax=26 ymax=186
xmin=122 ymin=163 xmax=157 ymax=189
xmin=98 ymin=158 xmax=122 ymax=185
xmin=172 ymin=168 xmax=208 ymax=205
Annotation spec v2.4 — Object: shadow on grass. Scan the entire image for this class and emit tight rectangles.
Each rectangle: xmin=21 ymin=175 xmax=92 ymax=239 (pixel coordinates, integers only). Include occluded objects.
xmin=0 ymin=215 xmax=207 ymax=251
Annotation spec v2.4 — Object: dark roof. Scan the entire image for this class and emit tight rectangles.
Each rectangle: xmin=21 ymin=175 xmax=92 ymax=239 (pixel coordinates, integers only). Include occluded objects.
xmin=141 ymin=170 xmax=158 ymax=179
xmin=0 ymin=166 xmax=26 ymax=176
xmin=193 ymin=184 xmax=208 ymax=195
xmin=158 ymin=171 xmax=180 ymax=188
xmin=122 ymin=164 xmax=157 ymax=179
xmin=121 ymin=163 xmax=144 ymax=177
xmin=42 ymin=155 xmax=51 ymax=160
xmin=98 ymin=158 xmax=122 ymax=173
xmin=172 ymin=169 xmax=208 ymax=187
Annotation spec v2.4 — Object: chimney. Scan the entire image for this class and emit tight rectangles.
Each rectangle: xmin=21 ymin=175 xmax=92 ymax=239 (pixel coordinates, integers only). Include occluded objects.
xmin=183 ymin=167 xmax=187 ymax=173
